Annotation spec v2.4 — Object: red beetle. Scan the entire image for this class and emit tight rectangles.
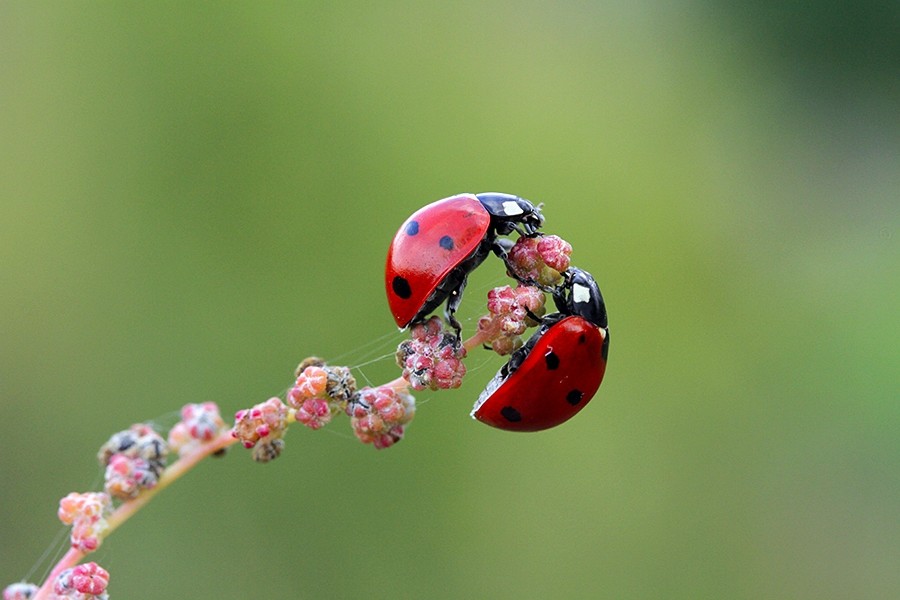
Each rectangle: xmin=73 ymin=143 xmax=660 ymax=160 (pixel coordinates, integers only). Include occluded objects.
xmin=471 ymin=267 xmax=609 ymax=431
xmin=385 ymin=193 xmax=543 ymax=334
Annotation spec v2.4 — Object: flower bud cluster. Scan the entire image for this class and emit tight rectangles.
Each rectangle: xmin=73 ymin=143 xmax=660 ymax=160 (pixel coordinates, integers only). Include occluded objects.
xmin=294 ymin=357 xmax=358 ymax=405
xmin=477 ymin=285 xmax=546 ymax=355
xmin=57 ymin=492 xmax=111 ymax=553
xmin=97 ymin=425 xmax=168 ymax=500
xmin=288 ymin=360 xmax=357 ymax=431
xmin=168 ymin=402 xmax=226 ymax=456
xmin=3 ymin=582 xmax=38 ymax=600
xmin=97 ymin=424 xmax=167 ymax=465
xmin=395 ymin=317 xmax=466 ymax=390
xmin=349 ymin=385 xmax=416 ymax=449
xmin=232 ymin=356 xmax=418 ymax=457
xmin=51 ymin=562 xmax=109 ymax=599
xmin=231 ymin=397 xmax=289 ymax=463
xmin=507 ymin=234 xmax=572 ymax=287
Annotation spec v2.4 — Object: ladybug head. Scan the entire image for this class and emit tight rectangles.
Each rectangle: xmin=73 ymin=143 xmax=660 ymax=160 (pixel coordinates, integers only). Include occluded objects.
xmin=553 ymin=267 xmax=607 ymax=328
xmin=475 ymin=192 xmax=544 ymax=236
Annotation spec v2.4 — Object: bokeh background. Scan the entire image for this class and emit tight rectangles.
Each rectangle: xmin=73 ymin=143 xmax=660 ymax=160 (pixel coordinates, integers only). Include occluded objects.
xmin=1 ymin=3 xmax=897 ymax=598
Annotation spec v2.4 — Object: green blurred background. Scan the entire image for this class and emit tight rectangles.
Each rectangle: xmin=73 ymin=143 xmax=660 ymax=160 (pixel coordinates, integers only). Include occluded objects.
xmin=1 ymin=3 xmax=897 ymax=598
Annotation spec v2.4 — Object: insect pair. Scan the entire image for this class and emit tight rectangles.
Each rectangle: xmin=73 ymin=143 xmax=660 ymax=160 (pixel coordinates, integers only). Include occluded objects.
xmin=384 ymin=193 xmax=609 ymax=432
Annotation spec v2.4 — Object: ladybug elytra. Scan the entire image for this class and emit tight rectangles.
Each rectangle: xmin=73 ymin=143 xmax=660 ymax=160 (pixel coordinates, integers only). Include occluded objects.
xmin=385 ymin=193 xmax=543 ymax=335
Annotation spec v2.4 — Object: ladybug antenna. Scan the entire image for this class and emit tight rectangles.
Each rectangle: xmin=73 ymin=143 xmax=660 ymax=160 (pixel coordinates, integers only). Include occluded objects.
xmin=514 ymin=203 xmax=544 ymax=236
xmin=554 ymin=267 xmax=607 ymax=328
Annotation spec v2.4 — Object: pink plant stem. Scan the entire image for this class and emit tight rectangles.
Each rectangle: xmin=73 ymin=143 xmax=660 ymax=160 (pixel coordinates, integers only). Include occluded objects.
xmin=462 ymin=329 xmax=493 ymax=353
xmin=34 ymin=547 xmax=81 ymax=600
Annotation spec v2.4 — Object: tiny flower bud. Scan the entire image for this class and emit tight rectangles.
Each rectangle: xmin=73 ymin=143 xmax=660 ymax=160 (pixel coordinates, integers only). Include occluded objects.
xmin=3 ymin=582 xmax=38 ymax=600
xmin=232 ymin=398 xmax=289 ymax=459
xmin=167 ymin=422 xmax=192 ymax=454
xmin=97 ymin=429 xmax=138 ymax=466
xmin=288 ymin=366 xmax=329 ymax=407
xmin=52 ymin=569 xmax=75 ymax=595
xmin=323 ymin=365 xmax=357 ymax=406
xmin=537 ymin=235 xmax=573 ymax=272
xmin=295 ymin=397 xmax=332 ymax=430
xmin=478 ymin=285 xmax=546 ymax=355
xmin=104 ymin=454 xmax=161 ymax=500
xmin=288 ymin=361 xmax=358 ymax=422
xmin=58 ymin=493 xmax=111 ymax=553
xmin=58 ymin=492 xmax=110 ymax=525
xmin=71 ymin=563 xmax=109 ymax=595
xmin=97 ymin=424 xmax=168 ymax=470
xmin=294 ymin=356 xmax=326 ymax=378
xmin=167 ymin=402 xmax=226 ymax=457
xmin=374 ymin=425 xmax=405 ymax=450
xmin=252 ymin=438 xmax=285 ymax=463
xmin=183 ymin=402 xmax=225 ymax=442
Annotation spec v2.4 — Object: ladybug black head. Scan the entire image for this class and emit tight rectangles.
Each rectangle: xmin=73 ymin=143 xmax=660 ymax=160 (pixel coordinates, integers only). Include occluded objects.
xmin=553 ymin=267 xmax=607 ymax=328
xmin=475 ymin=192 xmax=544 ymax=236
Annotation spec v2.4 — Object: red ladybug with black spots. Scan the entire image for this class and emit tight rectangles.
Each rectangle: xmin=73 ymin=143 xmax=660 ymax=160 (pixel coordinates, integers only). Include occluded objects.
xmin=385 ymin=193 xmax=543 ymax=335
xmin=471 ymin=267 xmax=609 ymax=432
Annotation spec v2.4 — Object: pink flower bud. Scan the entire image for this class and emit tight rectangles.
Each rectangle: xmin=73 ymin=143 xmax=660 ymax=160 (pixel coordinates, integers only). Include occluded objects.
xmin=478 ymin=285 xmax=546 ymax=355
xmin=350 ymin=386 xmax=415 ymax=449
xmin=3 ymin=582 xmax=38 ymax=600
xmin=396 ymin=317 xmax=466 ymax=391
xmin=507 ymin=235 xmax=572 ymax=286
xmin=71 ymin=562 xmax=109 ymax=595
xmin=231 ymin=397 xmax=288 ymax=450
xmin=296 ymin=397 xmax=333 ymax=430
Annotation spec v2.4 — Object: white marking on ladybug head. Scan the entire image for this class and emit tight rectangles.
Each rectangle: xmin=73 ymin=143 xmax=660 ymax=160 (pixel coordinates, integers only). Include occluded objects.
xmin=501 ymin=201 xmax=524 ymax=216
xmin=572 ymin=283 xmax=592 ymax=304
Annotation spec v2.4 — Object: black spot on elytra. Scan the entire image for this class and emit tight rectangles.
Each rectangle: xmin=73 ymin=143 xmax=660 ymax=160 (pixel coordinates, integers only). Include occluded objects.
xmin=406 ymin=220 xmax=419 ymax=235
xmin=439 ymin=235 xmax=454 ymax=250
xmin=501 ymin=406 xmax=522 ymax=422
xmin=566 ymin=389 xmax=584 ymax=406
xmin=392 ymin=276 xmax=412 ymax=299
xmin=579 ymin=333 xmax=586 ymax=344
xmin=544 ymin=350 xmax=560 ymax=370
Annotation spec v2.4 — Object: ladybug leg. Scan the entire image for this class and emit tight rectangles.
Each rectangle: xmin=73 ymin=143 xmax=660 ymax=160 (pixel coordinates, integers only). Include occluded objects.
xmin=434 ymin=239 xmax=491 ymax=341
xmin=492 ymin=237 xmax=515 ymax=259
xmin=443 ymin=279 xmax=466 ymax=340
xmin=525 ymin=308 xmax=543 ymax=323
xmin=447 ymin=314 xmax=462 ymax=340
xmin=511 ymin=223 xmax=541 ymax=237
xmin=490 ymin=239 xmax=525 ymax=283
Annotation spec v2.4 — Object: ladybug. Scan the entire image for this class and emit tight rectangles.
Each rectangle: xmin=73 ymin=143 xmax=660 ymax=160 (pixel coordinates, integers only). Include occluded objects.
xmin=385 ymin=192 xmax=543 ymax=334
xmin=471 ymin=267 xmax=609 ymax=432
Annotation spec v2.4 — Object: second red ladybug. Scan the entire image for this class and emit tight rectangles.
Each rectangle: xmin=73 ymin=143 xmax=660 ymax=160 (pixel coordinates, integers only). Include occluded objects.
xmin=471 ymin=267 xmax=609 ymax=432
